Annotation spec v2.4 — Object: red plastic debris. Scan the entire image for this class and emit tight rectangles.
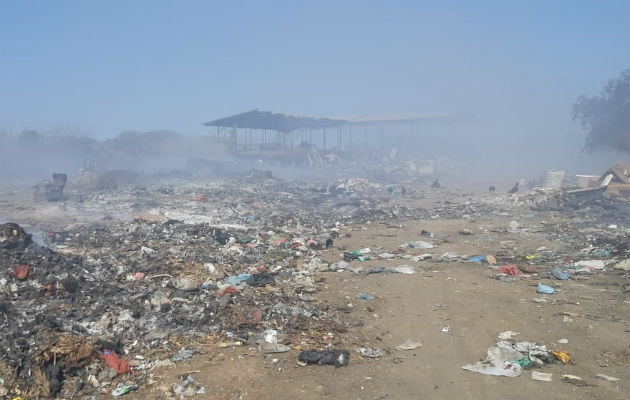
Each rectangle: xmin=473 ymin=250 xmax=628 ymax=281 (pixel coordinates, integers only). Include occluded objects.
xmin=134 ymin=272 xmax=145 ymax=280
xmin=498 ymin=265 xmax=520 ymax=276
xmin=103 ymin=350 xmax=131 ymax=374
xmin=219 ymin=286 xmax=240 ymax=296
xmin=197 ymin=196 xmax=207 ymax=203
xmin=271 ymin=238 xmax=288 ymax=246
xmin=12 ymin=265 xmax=30 ymax=280
xmin=252 ymin=204 xmax=260 ymax=210
xmin=250 ymin=265 xmax=268 ymax=273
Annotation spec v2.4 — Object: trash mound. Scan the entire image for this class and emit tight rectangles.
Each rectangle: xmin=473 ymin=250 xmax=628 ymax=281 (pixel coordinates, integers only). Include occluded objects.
xmin=0 ymin=222 xmax=32 ymax=250
xmin=0 ymin=220 xmax=357 ymax=398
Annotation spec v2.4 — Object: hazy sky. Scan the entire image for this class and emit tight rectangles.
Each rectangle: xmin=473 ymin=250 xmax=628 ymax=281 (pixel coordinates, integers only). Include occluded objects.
xmin=0 ymin=0 xmax=628 ymax=138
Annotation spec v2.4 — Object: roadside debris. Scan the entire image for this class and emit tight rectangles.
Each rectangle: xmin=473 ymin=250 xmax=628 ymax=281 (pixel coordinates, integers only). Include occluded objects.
xmin=395 ymin=340 xmax=422 ymax=351
xmin=497 ymin=331 xmax=520 ymax=340
xmin=462 ymin=337 xmax=563 ymax=378
xmin=550 ymin=267 xmax=570 ymax=280
xmin=552 ymin=350 xmax=571 ymax=364
xmin=357 ymin=348 xmax=387 ymax=358
xmin=171 ymin=375 xmax=206 ymax=399
xmin=112 ymin=383 xmax=139 ymax=397
xmin=531 ymin=371 xmax=553 ymax=382
xmin=537 ymin=283 xmax=556 ymax=294
xmin=596 ymin=373 xmax=620 ymax=382
xmin=297 ymin=350 xmax=350 ymax=367
xmin=498 ymin=265 xmax=519 ymax=276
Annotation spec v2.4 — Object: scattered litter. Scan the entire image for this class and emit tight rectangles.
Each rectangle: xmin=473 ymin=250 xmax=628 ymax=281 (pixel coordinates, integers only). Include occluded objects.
xmin=497 ymin=331 xmax=520 ymax=340
xmin=246 ymin=271 xmax=276 ymax=287
xmin=401 ymin=240 xmax=435 ymax=249
xmin=173 ymin=277 xmax=199 ymax=291
xmin=356 ymin=293 xmax=375 ymax=300
xmin=613 ymin=259 xmax=630 ymax=271
xmin=225 ymin=273 xmax=250 ymax=286
xmin=553 ymin=350 xmax=571 ymax=364
xmin=531 ymin=371 xmax=553 ymax=382
xmin=260 ymin=343 xmax=291 ymax=353
xmin=0 ymin=159 xmax=625 ymax=397
xmin=388 ymin=265 xmax=416 ymax=274
xmin=103 ymin=350 xmax=131 ymax=375
xmin=140 ymin=246 xmax=155 ymax=255
xmin=441 ymin=252 xmax=461 ymax=260
xmin=297 ymin=350 xmax=350 ymax=367
xmin=412 ymin=254 xmax=433 ymax=261
xmin=537 ymin=284 xmax=555 ymax=294
xmin=171 ymin=348 xmax=198 ymax=362
xmin=573 ymin=260 xmax=605 ymax=270
xmin=498 ymin=265 xmax=519 ymax=276
xmin=112 ymin=383 xmax=139 ymax=397
xmin=217 ymin=341 xmax=243 ymax=348
xmin=462 ymin=343 xmax=524 ymax=377
xmin=550 ymin=268 xmax=570 ymax=280
xmin=395 ymin=340 xmax=422 ymax=351
xmin=11 ymin=265 xmax=30 ymax=280
xmin=462 ymin=338 xmax=559 ymax=378
xmin=171 ymin=375 xmax=206 ymax=399
xmin=595 ymin=373 xmax=619 ymax=381
xmin=352 ymin=265 xmax=416 ymax=274
xmin=330 ymin=260 xmax=350 ymax=270
xmin=357 ymin=348 xmax=386 ymax=358
xmin=562 ymin=374 xmax=583 ymax=383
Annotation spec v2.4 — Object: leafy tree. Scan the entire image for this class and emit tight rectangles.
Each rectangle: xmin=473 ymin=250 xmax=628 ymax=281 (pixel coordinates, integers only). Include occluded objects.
xmin=573 ymin=70 xmax=629 ymax=154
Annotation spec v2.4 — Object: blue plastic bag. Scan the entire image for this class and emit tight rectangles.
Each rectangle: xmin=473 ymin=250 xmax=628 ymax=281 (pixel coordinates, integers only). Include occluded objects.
xmin=537 ymin=283 xmax=555 ymax=294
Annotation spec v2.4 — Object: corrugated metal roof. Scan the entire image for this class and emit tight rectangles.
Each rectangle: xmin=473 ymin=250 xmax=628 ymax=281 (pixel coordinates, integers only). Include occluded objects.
xmin=203 ymin=109 xmax=347 ymax=132
xmin=333 ymin=112 xmax=451 ymax=124
xmin=203 ymin=109 xmax=464 ymax=132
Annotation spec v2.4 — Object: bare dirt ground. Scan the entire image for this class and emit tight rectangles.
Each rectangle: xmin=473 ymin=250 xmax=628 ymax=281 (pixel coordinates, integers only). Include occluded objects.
xmin=138 ymin=215 xmax=629 ymax=400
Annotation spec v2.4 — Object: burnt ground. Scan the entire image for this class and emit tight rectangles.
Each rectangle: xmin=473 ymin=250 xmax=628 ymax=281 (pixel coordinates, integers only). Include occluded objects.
xmin=0 ymin=178 xmax=628 ymax=400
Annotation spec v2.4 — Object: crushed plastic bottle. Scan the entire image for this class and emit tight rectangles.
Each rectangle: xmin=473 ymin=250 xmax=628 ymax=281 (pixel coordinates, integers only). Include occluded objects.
xmin=112 ymin=383 xmax=138 ymax=396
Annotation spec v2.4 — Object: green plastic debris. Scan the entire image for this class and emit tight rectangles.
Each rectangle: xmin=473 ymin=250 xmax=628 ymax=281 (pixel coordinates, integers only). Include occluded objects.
xmin=112 ymin=384 xmax=138 ymax=396
xmin=513 ymin=357 xmax=533 ymax=367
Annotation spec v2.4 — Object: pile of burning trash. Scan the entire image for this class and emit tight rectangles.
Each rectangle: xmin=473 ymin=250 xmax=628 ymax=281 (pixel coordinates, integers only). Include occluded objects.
xmin=0 ymin=175 xmax=419 ymax=398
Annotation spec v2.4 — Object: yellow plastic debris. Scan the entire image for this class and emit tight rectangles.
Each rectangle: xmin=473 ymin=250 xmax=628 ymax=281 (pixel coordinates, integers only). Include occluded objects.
xmin=217 ymin=341 xmax=243 ymax=348
xmin=553 ymin=350 xmax=571 ymax=364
